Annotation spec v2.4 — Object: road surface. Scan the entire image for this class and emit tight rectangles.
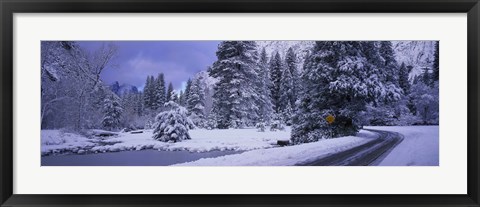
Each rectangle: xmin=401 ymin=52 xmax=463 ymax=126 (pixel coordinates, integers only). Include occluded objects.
xmin=299 ymin=129 xmax=404 ymax=166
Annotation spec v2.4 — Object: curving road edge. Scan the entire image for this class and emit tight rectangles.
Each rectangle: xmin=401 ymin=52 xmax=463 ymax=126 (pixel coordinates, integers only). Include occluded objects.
xmin=299 ymin=129 xmax=404 ymax=166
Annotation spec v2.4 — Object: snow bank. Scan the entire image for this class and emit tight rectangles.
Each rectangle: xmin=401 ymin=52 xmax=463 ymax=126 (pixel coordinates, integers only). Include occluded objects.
xmin=174 ymin=130 xmax=378 ymax=166
xmin=365 ymin=126 xmax=439 ymax=166
xmin=41 ymin=130 xmax=96 ymax=155
xmin=42 ymin=127 xmax=292 ymax=155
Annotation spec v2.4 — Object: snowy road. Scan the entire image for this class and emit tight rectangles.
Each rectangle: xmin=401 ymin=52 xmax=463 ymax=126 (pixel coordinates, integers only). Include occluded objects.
xmin=299 ymin=129 xmax=403 ymax=166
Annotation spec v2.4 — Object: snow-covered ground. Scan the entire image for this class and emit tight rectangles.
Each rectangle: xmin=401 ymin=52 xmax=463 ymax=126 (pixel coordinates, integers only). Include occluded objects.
xmin=365 ymin=126 xmax=439 ymax=166
xmin=42 ymin=126 xmax=438 ymax=167
xmin=175 ymin=130 xmax=378 ymax=166
xmin=41 ymin=130 xmax=97 ymax=155
xmin=41 ymin=127 xmax=291 ymax=155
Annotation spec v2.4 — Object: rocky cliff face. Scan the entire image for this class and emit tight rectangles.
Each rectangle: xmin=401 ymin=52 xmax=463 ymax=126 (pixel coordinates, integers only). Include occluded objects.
xmin=110 ymin=81 xmax=139 ymax=96
xmin=257 ymin=40 xmax=436 ymax=79
xmin=256 ymin=41 xmax=315 ymax=68
xmin=392 ymin=41 xmax=436 ymax=79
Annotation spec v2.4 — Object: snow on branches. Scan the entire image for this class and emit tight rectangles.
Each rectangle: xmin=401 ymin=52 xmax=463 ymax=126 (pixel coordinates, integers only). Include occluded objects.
xmin=152 ymin=101 xmax=194 ymax=142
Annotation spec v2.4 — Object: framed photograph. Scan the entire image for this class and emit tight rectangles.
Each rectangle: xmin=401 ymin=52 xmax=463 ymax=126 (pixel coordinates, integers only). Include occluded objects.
xmin=1 ymin=0 xmax=479 ymax=206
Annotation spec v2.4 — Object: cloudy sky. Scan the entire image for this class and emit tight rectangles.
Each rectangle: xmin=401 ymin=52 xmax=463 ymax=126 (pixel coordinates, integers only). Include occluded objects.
xmin=78 ymin=41 xmax=220 ymax=91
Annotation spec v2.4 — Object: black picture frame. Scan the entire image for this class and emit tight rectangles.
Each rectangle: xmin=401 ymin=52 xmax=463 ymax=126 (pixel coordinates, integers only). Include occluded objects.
xmin=1 ymin=0 xmax=479 ymax=206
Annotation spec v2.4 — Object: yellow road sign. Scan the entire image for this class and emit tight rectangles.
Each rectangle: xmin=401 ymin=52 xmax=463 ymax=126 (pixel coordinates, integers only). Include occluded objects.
xmin=326 ymin=115 xmax=335 ymax=124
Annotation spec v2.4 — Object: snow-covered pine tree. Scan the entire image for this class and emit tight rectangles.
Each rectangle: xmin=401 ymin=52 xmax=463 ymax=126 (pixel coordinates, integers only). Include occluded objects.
xmin=205 ymin=112 xmax=217 ymax=130
xmin=291 ymin=41 xmax=402 ymax=144
xmin=170 ymin=90 xmax=179 ymax=103
xmin=269 ymin=52 xmax=283 ymax=114
xmin=120 ymin=92 xmax=137 ymax=129
xmin=152 ymin=101 xmax=194 ymax=142
xmin=184 ymin=79 xmax=192 ymax=106
xmin=256 ymin=47 xmax=274 ymax=124
xmin=102 ymin=94 xmax=123 ymax=130
xmin=279 ymin=57 xmax=295 ymax=124
xmin=362 ymin=41 xmax=404 ymax=125
xmin=154 ymin=73 xmax=166 ymax=110
xmin=166 ymin=82 xmax=174 ymax=102
xmin=284 ymin=47 xmax=300 ymax=107
xmin=187 ymin=77 xmax=206 ymax=128
xmin=209 ymin=41 xmax=260 ymax=129
xmin=379 ymin=41 xmax=399 ymax=86
xmin=398 ymin=62 xmax=410 ymax=94
xmin=422 ymin=67 xmax=432 ymax=87
xmin=282 ymin=101 xmax=294 ymax=126
xmin=134 ymin=92 xmax=144 ymax=116
xmin=143 ymin=76 xmax=155 ymax=110
xmin=270 ymin=113 xmax=286 ymax=131
xmin=178 ymin=90 xmax=186 ymax=106
xmin=433 ymin=41 xmax=439 ymax=82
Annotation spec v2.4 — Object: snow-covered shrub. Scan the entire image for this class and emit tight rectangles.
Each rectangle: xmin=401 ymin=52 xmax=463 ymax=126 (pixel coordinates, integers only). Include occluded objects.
xmin=364 ymin=104 xmax=397 ymax=126
xmin=230 ymin=119 xmax=239 ymax=129
xmin=409 ymin=81 xmax=439 ymax=125
xmin=144 ymin=120 xmax=154 ymax=129
xmin=270 ymin=120 xmax=285 ymax=131
xmin=101 ymin=94 xmax=123 ymax=131
xmin=205 ymin=114 xmax=217 ymax=130
xmin=256 ymin=122 xmax=266 ymax=132
xmin=152 ymin=101 xmax=194 ymax=142
xmin=269 ymin=114 xmax=285 ymax=131
xmin=395 ymin=113 xmax=422 ymax=126
xmin=305 ymin=130 xmax=328 ymax=143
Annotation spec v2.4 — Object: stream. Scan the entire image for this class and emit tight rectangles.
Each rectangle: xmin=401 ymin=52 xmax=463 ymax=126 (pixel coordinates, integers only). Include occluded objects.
xmin=41 ymin=149 xmax=241 ymax=166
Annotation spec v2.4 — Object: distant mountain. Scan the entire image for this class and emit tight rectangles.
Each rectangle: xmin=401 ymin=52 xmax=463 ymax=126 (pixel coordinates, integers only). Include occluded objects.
xmin=109 ymin=81 xmax=139 ymax=96
xmin=392 ymin=41 xmax=436 ymax=80
xmin=257 ymin=40 xmax=436 ymax=80
xmin=256 ymin=41 xmax=315 ymax=69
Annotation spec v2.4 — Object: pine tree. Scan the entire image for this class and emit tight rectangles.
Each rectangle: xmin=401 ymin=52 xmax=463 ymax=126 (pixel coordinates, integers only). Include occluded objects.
xmin=398 ymin=62 xmax=410 ymax=94
xmin=170 ymin=90 xmax=179 ymax=103
xmin=362 ymin=41 xmax=406 ymax=126
xmin=279 ymin=60 xmax=294 ymax=124
xmin=209 ymin=41 xmax=260 ymax=129
xmin=102 ymin=94 xmax=123 ymax=130
xmin=120 ymin=92 xmax=137 ymax=129
xmin=284 ymin=47 xmax=300 ymax=107
xmin=187 ymin=77 xmax=206 ymax=127
xmin=154 ymin=73 xmax=166 ymax=110
xmin=166 ymin=82 xmax=174 ymax=102
xmin=143 ymin=76 xmax=155 ymax=110
xmin=152 ymin=101 xmax=194 ymax=142
xmin=291 ymin=41 xmax=402 ymax=144
xmin=178 ymin=90 xmax=186 ymax=106
xmin=134 ymin=92 xmax=143 ymax=116
xmin=433 ymin=41 xmax=439 ymax=81
xmin=257 ymin=47 xmax=274 ymax=124
xmin=363 ymin=41 xmax=402 ymax=103
xmin=183 ymin=79 xmax=192 ymax=106
xmin=422 ymin=67 xmax=432 ymax=87
xmin=282 ymin=101 xmax=293 ymax=126
xmin=379 ymin=41 xmax=399 ymax=86
xmin=269 ymin=52 xmax=283 ymax=113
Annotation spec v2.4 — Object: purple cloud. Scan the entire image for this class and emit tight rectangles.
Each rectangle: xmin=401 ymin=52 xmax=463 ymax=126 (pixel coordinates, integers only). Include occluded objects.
xmin=78 ymin=41 xmax=220 ymax=91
